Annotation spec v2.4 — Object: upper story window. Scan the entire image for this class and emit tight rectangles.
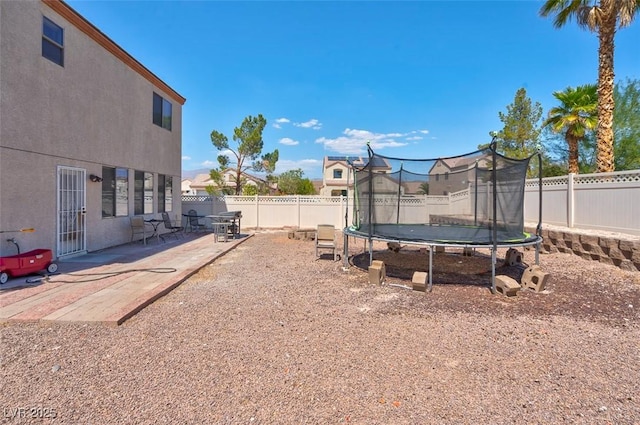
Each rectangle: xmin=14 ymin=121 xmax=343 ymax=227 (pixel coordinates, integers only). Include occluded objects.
xmin=153 ymin=93 xmax=172 ymax=130
xmin=333 ymin=169 xmax=343 ymax=179
xmin=42 ymin=17 xmax=64 ymax=66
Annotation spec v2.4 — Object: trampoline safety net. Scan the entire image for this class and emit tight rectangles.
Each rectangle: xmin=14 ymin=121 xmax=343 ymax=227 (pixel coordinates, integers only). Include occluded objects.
xmin=349 ymin=144 xmax=538 ymax=245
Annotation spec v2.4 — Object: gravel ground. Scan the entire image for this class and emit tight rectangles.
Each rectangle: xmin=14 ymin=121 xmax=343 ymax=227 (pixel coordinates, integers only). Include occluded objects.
xmin=1 ymin=231 xmax=639 ymax=424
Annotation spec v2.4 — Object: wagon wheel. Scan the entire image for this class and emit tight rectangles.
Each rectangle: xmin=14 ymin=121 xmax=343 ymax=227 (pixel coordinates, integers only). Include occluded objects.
xmin=0 ymin=272 xmax=8 ymax=285
xmin=47 ymin=263 xmax=58 ymax=274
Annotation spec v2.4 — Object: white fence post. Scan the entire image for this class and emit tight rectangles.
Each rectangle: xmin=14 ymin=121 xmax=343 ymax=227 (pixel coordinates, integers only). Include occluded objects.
xmin=297 ymin=195 xmax=301 ymax=228
xmin=567 ymin=173 xmax=575 ymax=228
xmin=255 ymin=195 xmax=259 ymax=229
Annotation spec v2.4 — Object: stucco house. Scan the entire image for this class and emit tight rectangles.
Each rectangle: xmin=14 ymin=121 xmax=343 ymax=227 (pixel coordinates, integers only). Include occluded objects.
xmin=320 ymin=156 xmax=391 ymax=196
xmin=0 ymin=0 xmax=185 ymax=259
xmin=186 ymin=169 xmax=270 ymax=195
xmin=428 ymin=156 xmax=485 ymax=195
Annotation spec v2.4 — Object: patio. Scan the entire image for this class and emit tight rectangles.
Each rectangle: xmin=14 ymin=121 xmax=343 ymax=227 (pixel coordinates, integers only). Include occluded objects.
xmin=0 ymin=232 xmax=250 ymax=325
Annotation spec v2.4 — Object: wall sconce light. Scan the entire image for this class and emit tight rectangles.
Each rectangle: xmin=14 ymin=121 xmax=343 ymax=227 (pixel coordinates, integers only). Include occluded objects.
xmin=89 ymin=174 xmax=103 ymax=183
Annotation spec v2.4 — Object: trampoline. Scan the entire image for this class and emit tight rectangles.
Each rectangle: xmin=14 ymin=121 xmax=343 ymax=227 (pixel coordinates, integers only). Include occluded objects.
xmin=342 ymin=141 xmax=543 ymax=293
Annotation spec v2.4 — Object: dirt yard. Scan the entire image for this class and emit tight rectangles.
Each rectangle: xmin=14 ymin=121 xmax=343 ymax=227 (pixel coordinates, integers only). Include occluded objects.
xmin=1 ymin=232 xmax=639 ymax=424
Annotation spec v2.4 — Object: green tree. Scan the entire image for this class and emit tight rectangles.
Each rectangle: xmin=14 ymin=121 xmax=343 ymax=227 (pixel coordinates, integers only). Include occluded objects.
xmin=494 ymin=87 xmax=544 ymax=159
xmin=277 ymin=169 xmax=316 ymax=195
xmin=210 ymin=114 xmax=278 ymax=195
xmin=540 ymin=0 xmax=640 ymax=173
xmin=543 ymin=84 xmax=598 ymax=174
xmin=242 ymin=184 xmax=258 ymax=196
xmin=613 ymin=78 xmax=640 ymax=170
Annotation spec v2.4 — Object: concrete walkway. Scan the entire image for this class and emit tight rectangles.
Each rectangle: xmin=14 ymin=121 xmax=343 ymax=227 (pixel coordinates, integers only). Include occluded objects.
xmin=0 ymin=232 xmax=250 ymax=325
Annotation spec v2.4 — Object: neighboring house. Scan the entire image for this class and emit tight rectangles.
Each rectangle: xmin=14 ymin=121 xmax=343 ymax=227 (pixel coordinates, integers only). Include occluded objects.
xmin=320 ymin=156 xmax=390 ymax=196
xmin=187 ymin=169 xmax=269 ymax=195
xmin=181 ymin=179 xmax=196 ymax=196
xmin=0 ymin=0 xmax=185 ymax=258
xmin=428 ymin=156 xmax=486 ymax=195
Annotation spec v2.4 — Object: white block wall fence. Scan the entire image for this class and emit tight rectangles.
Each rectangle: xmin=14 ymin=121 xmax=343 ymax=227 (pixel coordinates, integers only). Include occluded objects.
xmin=524 ymin=170 xmax=640 ymax=236
xmin=182 ymin=170 xmax=640 ymax=271
xmin=181 ymin=192 xmax=473 ymax=232
xmin=184 ymin=170 xmax=639 ymax=236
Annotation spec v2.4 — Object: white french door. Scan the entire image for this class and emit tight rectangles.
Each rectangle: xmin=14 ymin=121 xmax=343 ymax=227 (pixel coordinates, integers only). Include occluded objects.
xmin=57 ymin=166 xmax=87 ymax=257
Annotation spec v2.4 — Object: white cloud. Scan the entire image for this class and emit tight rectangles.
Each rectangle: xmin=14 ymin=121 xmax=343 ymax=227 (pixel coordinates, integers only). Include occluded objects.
xmin=294 ymin=119 xmax=322 ymax=130
xmin=315 ymin=128 xmax=409 ymax=155
xmin=273 ymin=117 xmax=290 ymax=129
xmin=217 ymin=149 xmax=235 ymax=158
xmin=182 ymin=155 xmax=191 ymax=160
xmin=275 ymin=158 xmax=323 ymax=176
xmin=200 ymin=160 xmax=216 ymax=167
xmin=406 ymin=136 xmax=423 ymax=141
xmin=279 ymin=137 xmax=299 ymax=146
xmin=419 ymin=129 xmax=429 ymax=134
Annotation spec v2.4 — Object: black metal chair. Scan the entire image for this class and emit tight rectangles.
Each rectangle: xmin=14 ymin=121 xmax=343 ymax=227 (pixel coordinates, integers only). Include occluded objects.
xmin=161 ymin=212 xmax=184 ymax=240
xmin=186 ymin=209 xmax=206 ymax=232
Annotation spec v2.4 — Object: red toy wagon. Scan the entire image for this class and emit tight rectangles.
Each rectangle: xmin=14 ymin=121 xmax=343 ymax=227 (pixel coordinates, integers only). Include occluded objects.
xmin=0 ymin=228 xmax=58 ymax=284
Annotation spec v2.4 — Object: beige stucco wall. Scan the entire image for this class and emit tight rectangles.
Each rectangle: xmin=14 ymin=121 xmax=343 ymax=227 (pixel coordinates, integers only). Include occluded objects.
xmin=321 ymin=162 xmax=352 ymax=196
xmin=0 ymin=1 xmax=183 ymax=257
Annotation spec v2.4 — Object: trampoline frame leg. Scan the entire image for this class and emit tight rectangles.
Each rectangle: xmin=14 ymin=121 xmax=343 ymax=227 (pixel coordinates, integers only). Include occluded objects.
xmin=428 ymin=245 xmax=433 ymax=292
xmin=491 ymin=248 xmax=496 ymax=294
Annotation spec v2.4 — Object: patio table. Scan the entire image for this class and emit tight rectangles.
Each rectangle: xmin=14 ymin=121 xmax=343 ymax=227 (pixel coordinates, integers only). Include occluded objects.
xmin=144 ymin=219 xmax=164 ymax=243
xmin=205 ymin=216 xmax=231 ymax=242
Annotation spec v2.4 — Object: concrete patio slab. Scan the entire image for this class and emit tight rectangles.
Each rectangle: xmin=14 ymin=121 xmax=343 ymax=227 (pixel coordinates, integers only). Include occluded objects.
xmin=0 ymin=232 xmax=250 ymax=325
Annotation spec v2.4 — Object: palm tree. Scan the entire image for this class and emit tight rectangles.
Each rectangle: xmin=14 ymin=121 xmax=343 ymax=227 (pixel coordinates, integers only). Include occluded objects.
xmin=540 ymin=0 xmax=639 ymax=173
xmin=544 ymin=85 xmax=598 ymax=174
xmin=417 ymin=182 xmax=429 ymax=195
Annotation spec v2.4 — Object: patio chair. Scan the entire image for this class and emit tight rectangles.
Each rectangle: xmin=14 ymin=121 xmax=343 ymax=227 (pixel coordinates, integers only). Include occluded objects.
xmin=161 ymin=212 xmax=184 ymax=240
xmin=186 ymin=209 xmax=206 ymax=232
xmin=130 ymin=216 xmax=152 ymax=245
xmin=315 ymin=224 xmax=338 ymax=261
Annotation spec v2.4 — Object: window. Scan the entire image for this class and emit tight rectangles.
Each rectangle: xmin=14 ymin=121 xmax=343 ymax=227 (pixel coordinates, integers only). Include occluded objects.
xmin=157 ymin=175 xmax=173 ymax=213
xmin=153 ymin=93 xmax=172 ymax=130
xmin=134 ymin=171 xmax=154 ymax=215
xmin=42 ymin=17 xmax=64 ymax=66
xmin=101 ymin=167 xmax=128 ymax=218
xmin=445 ymin=172 xmax=449 ymax=181
xmin=435 ymin=174 xmax=440 ymax=182
xmin=333 ymin=169 xmax=343 ymax=179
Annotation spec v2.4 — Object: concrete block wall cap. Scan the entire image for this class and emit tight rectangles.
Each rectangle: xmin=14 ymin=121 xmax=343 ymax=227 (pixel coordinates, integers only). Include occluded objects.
xmin=579 ymin=234 xmax=600 ymax=245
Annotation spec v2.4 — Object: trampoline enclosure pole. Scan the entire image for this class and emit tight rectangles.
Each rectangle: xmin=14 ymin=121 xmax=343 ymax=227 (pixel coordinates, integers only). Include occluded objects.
xmin=474 ymin=160 xmax=479 ymax=226
xmin=343 ymin=159 xmax=351 ymax=268
xmin=396 ymin=162 xmax=403 ymax=225
xmin=367 ymin=146 xmax=373 ymax=265
xmin=491 ymin=140 xmax=498 ymax=294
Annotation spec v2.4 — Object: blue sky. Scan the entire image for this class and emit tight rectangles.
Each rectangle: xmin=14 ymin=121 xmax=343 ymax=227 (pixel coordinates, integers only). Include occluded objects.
xmin=66 ymin=0 xmax=639 ymax=179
